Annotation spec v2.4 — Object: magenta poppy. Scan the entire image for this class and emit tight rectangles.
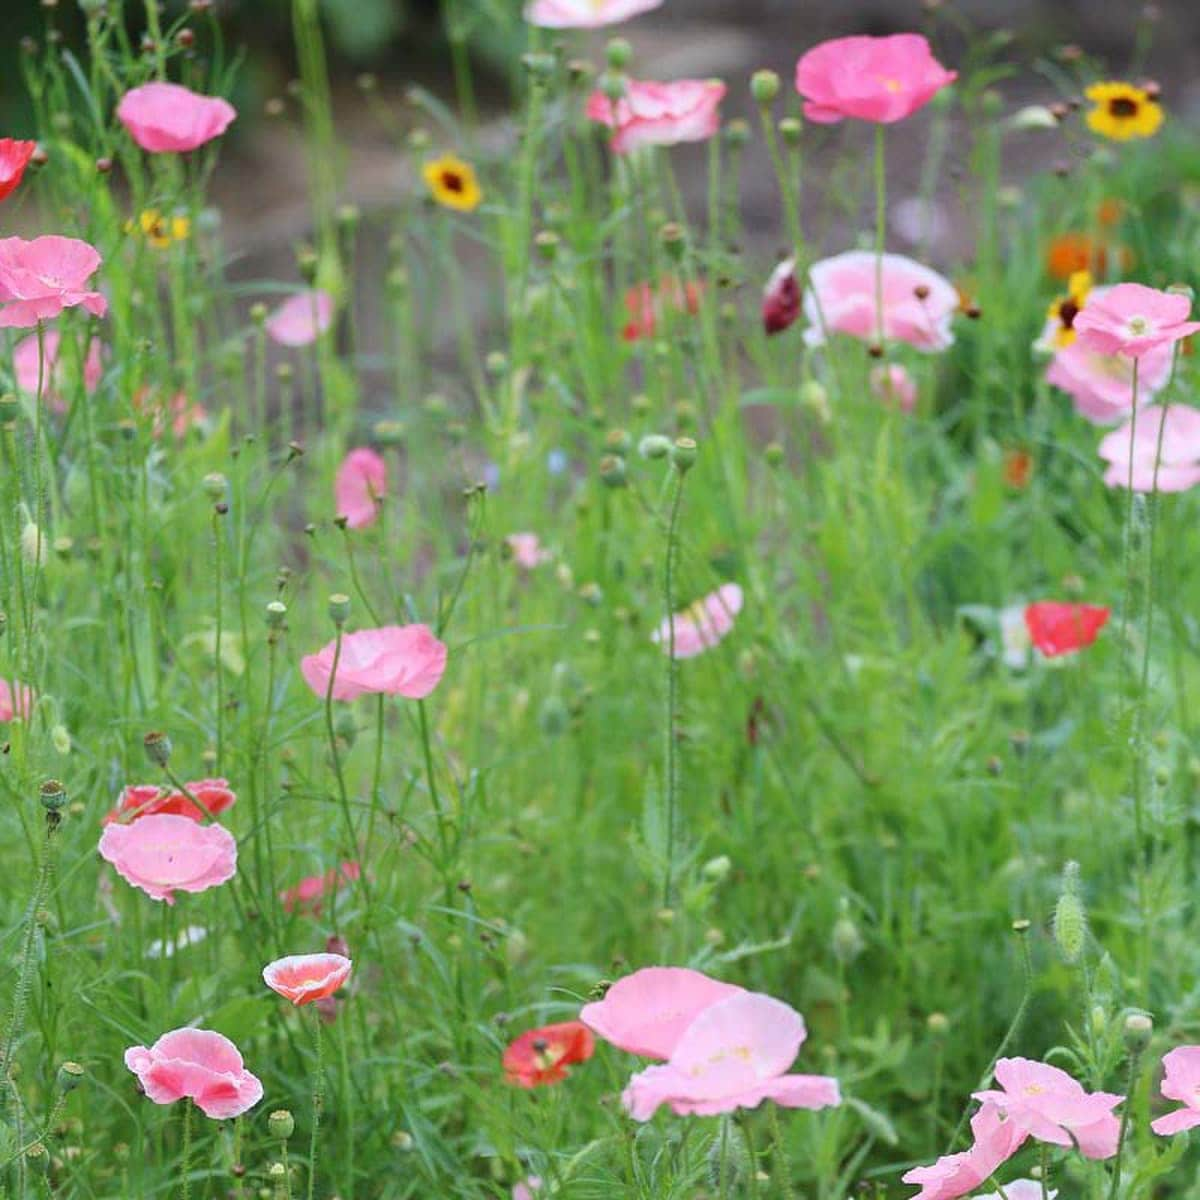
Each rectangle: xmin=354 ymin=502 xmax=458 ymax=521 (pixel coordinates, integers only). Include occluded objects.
xmin=300 ymin=624 xmax=448 ymax=701
xmin=795 ymin=34 xmax=956 ymax=125
xmin=763 ymin=258 xmax=801 ymax=336
xmin=117 ymin=82 xmax=236 ymax=153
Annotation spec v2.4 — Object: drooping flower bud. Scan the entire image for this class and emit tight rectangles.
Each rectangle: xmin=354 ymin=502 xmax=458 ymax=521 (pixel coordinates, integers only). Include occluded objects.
xmin=1053 ymin=860 xmax=1088 ymax=965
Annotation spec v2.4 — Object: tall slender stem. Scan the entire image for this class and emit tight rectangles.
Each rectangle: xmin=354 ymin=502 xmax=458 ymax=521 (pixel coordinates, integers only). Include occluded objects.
xmin=307 ymin=1017 xmax=323 ymax=1200
xmin=662 ymin=463 xmax=686 ymax=907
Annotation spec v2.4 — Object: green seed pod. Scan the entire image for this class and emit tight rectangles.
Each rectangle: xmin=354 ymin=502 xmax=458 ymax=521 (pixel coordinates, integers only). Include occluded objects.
xmin=144 ymin=731 xmax=172 ymax=766
xmin=328 ymin=593 xmax=351 ymax=628
xmin=57 ymin=1061 xmax=85 ymax=1092
xmin=268 ymin=1109 xmax=295 ymax=1140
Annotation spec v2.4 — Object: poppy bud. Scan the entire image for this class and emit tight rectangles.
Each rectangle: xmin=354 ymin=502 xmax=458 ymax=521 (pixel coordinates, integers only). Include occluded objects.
xmin=751 ymin=70 xmax=780 ymax=107
xmin=764 ymin=442 xmax=785 ymax=469
xmin=639 ymin=434 xmax=671 ymax=460
xmin=268 ymin=1110 xmax=295 ymax=1140
xmin=702 ymin=855 xmax=731 ymax=882
xmin=1053 ymin=861 xmax=1087 ymax=965
xmin=143 ymin=730 xmax=172 ymax=767
xmin=671 ymin=437 xmax=697 ymax=473
xmin=1123 ymin=1013 xmax=1153 ymax=1052
xmin=265 ymin=600 xmax=287 ymax=630
xmin=831 ymin=900 xmax=864 ymax=965
xmin=724 ymin=119 xmax=750 ymax=148
xmin=927 ymin=1012 xmax=950 ymax=1037
xmin=778 ymin=117 xmax=802 ymax=146
xmin=600 ymin=70 xmax=626 ymax=104
xmin=534 ymin=231 xmax=559 ymax=261
xmin=202 ymin=472 xmax=227 ymax=501
xmin=39 ymin=780 xmax=66 ymax=813
xmin=57 ymin=1061 xmax=84 ymax=1092
xmin=598 ymin=455 xmax=626 ymax=487
xmin=51 ymin=725 xmax=71 ymax=755
xmin=328 ymin=593 xmax=351 ymax=628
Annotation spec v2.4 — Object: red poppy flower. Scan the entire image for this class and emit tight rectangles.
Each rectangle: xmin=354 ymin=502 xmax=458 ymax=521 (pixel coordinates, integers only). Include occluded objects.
xmin=103 ymin=779 xmax=236 ymax=824
xmin=0 ymin=140 xmax=37 ymax=203
xmin=503 ymin=1021 xmax=594 ymax=1088
xmin=622 ymin=277 xmax=702 ymax=342
xmin=1024 ymin=602 xmax=1110 ymax=658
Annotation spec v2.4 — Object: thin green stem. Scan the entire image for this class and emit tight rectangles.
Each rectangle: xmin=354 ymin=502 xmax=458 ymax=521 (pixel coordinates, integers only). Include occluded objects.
xmin=662 ymin=463 xmax=686 ymax=907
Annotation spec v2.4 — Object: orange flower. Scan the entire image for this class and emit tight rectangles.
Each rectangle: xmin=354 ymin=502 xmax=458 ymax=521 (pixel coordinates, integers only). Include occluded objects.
xmin=1045 ymin=232 xmax=1133 ymax=282
xmin=503 ymin=1021 xmax=594 ymax=1088
xmin=1003 ymin=448 xmax=1033 ymax=490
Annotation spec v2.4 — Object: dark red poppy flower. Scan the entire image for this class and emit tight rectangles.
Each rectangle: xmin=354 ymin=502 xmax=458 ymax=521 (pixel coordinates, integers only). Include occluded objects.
xmin=1024 ymin=602 xmax=1110 ymax=658
xmin=503 ymin=1021 xmax=595 ymax=1088
xmin=0 ymin=140 xmax=38 ymax=203
xmin=762 ymin=258 xmax=801 ymax=335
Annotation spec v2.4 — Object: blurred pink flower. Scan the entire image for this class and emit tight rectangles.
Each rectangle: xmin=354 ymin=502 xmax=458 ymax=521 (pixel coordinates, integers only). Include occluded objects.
xmin=99 ymin=813 xmax=237 ymax=904
xmin=870 ymin=363 xmax=918 ymax=412
xmin=525 ymin=0 xmax=661 ymax=26
xmin=0 ymin=679 xmax=34 ymax=722
xmin=125 ymin=1028 xmax=263 ymax=1119
xmin=973 ymin=1056 xmax=1123 ymax=1159
xmin=335 ymin=448 xmax=387 ymax=529
xmin=131 ymin=387 xmax=207 ymax=440
xmin=1074 ymin=282 xmax=1200 ymax=358
xmin=902 ymin=1102 xmax=1027 ymax=1200
xmin=763 ymin=258 xmax=801 ymax=336
xmin=281 ymin=861 xmax=361 ymax=915
xmin=652 ymin=583 xmax=742 ymax=659
xmin=512 ymin=1178 xmax=543 ymax=1200
xmin=103 ymin=778 xmax=236 ymax=825
xmin=301 ymin=625 xmax=448 ymax=700
xmin=1098 ymin=404 xmax=1200 ymax=492
xmin=265 ymin=289 xmax=334 ymax=347
xmin=580 ymin=966 xmax=744 ymax=1059
xmin=13 ymin=331 xmax=103 ymax=412
xmin=975 ymin=1184 xmax=1054 ymax=1200
xmin=586 ymin=79 xmax=726 ymax=154
xmin=621 ymin=991 xmax=840 ymax=1120
xmin=622 ymin=277 xmax=703 ymax=341
xmin=117 ymin=81 xmax=236 ymax=153
xmin=803 ymin=251 xmax=958 ymax=352
xmin=263 ymin=953 xmax=353 ymax=1006
xmin=1152 ymin=1046 xmax=1200 ymax=1135
xmin=0 ymin=139 xmax=37 ymax=203
xmin=795 ymin=34 xmax=956 ymax=125
xmin=507 ymin=533 xmax=550 ymax=570
xmin=0 ymin=236 xmax=107 ymax=328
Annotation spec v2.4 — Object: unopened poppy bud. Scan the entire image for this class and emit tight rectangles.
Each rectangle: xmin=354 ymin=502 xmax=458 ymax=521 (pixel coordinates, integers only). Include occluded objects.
xmin=1009 ymin=104 xmax=1058 ymax=131
xmin=750 ymin=69 xmax=781 ymax=107
xmin=39 ymin=779 xmax=66 ymax=813
xmin=1053 ymin=860 xmax=1087 ymax=965
xmin=639 ymin=434 xmax=671 ymax=460
xmin=296 ymin=247 xmax=319 ymax=284
xmin=778 ymin=117 xmax=802 ymax=146
xmin=249 ymin=302 xmax=268 ymax=326
xmin=800 ymin=380 xmax=830 ymax=424
xmin=328 ymin=593 xmax=351 ymax=627
xmin=605 ymin=37 xmax=632 ymax=70
xmin=671 ymin=437 xmax=697 ymax=473
xmin=660 ymin=222 xmax=686 ymax=262
xmin=831 ymin=900 xmax=864 ymax=964
xmin=534 ymin=231 xmax=559 ymax=262
xmin=336 ymin=204 xmax=360 ymax=233
xmin=599 ymin=455 xmax=626 ymax=487
xmin=764 ymin=441 xmax=785 ymax=468
xmin=407 ymin=127 xmax=431 ymax=153
xmin=177 ymin=27 xmax=196 ymax=49
xmin=21 ymin=522 xmax=47 ymax=567
xmin=326 ymin=933 xmax=350 ymax=957
xmin=391 ymin=1130 xmax=414 ymax=1151
xmin=57 ymin=1061 xmax=84 ymax=1092
xmin=51 ymin=725 xmax=71 ymax=755
xmin=1123 ymin=1012 xmax=1153 ymax=1052
xmin=724 ymin=118 xmax=750 ymax=148
xmin=702 ymin=855 xmax=731 ymax=882
xmin=604 ymin=428 xmax=632 ymax=456
xmin=600 ymin=70 xmax=626 ymax=104
xmin=268 ymin=1110 xmax=295 ymax=1140
xmin=143 ymin=730 xmax=172 ymax=767
xmin=202 ymin=472 xmax=227 ymax=501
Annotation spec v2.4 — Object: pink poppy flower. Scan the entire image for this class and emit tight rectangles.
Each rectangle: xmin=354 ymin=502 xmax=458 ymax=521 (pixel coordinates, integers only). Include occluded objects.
xmin=103 ymin=779 xmax=236 ymax=825
xmin=803 ymin=251 xmax=958 ymax=352
xmin=621 ymin=991 xmax=840 ymax=1120
xmin=117 ymin=82 xmax=237 ymax=154
xmin=795 ymin=34 xmax=956 ymax=125
xmin=131 ymin=387 xmax=208 ymax=440
xmin=0 ymin=679 xmax=34 ymax=722
xmin=1098 ymin=404 xmax=1200 ymax=493
xmin=524 ymin=0 xmax=661 ymax=26
xmin=280 ymin=861 xmax=361 ymax=915
xmin=98 ymin=813 xmax=237 ymax=904
xmin=580 ymin=966 xmax=745 ymax=1059
xmin=652 ymin=583 xmax=743 ymax=659
xmin=265 ymin=289 xmax=334 ymax=348
xmin=0 ymin=139 xmax=37 ymax=203
xmin=0 ymin=236 xmax=107 ymax=328
xmin=13 ymin=331 xmax=103 ymax=412
xmin=870 ymin=363 xmax=918 ymax=413
xmin=1074 ymin=283 xmax=1200 ymax=359
xmin=504 ymin=1021 xmax=595 ymax=1088
xmin=335 ymin=448 xmax=387 ymax=529
xmin=506 ymin=533 xmax=550 ymax=570
xmin=263 ymin=953 xmax=353 ymax=1006
xmin=124 ymin=1028 xmax=263 ymax=1119
xmin=300 ymin=624 xmax=448 ymax=701
xmin=902 ymin=1102 xmax=1027 ymax=1200
xmin=1151 ymin=1046 xmax=1200 ymax=1135
xmin=975 ymin=1182 xmax=1054 ymax=1200
xmin=622 ymin=277 xmax=703 ymax=341
xmin=1023 ymin=603 xmax=1110 ymax=658
xmin=973 ymin=1056 xmax=1123 ymax=1159
xmin=512 ymin=1178 xmax=543 ymax=1200
xmin=763 ymin=258 xmax=801 ymax=336
xmin=586 ymin=79 xmax=726 ymax=155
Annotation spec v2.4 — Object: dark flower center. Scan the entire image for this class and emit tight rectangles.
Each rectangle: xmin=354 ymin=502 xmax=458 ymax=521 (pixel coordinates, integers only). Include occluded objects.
xmin=1059 ymin=299 xmax=1080 ymax=329
xmin=441 ymin=170 xmax=465 ymax=194
xmin=1108 ymin=96 xmax=1139 ymax=118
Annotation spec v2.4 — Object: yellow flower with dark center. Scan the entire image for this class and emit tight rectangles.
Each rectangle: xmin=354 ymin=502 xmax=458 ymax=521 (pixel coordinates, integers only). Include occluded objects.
xmin=1047 ymin=271 xmax=1093 ymax=347
xmin=1084 ymin=81 xmax=1163 ymax=142
xmin=127 ymin=208 xmax=191 ymax=249
xmin=422 ymin=154 xmax=482 ymax=213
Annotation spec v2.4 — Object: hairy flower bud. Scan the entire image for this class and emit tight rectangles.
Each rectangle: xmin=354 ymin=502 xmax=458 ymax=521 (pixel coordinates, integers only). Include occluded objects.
xmin=1053 ymin=860 xmax=1087 ymax=965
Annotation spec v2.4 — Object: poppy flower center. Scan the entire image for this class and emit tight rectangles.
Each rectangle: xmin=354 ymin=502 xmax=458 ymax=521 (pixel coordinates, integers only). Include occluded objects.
xmin=1108 ymin=96 xmax=1139 ymax=118
xmin=441 ymin=170 xmax=465 ymax=194
xmin=1127 ymin=315 xmax=1149 ymax=336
